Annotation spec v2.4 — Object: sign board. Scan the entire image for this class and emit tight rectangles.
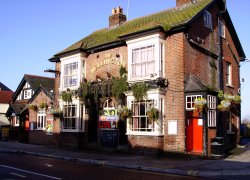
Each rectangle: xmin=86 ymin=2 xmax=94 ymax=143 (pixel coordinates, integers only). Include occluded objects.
xmin=98 ymin=109 xmax=119 ymax=129
xmin=100 ymin=129 xmax=118 ymax=148
xmin=1 ymin=126 xmax=10 ymax=140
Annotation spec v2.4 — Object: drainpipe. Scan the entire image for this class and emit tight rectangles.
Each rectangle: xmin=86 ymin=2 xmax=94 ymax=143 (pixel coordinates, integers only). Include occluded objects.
xmin=217 ymin=16 xmax=223 ymax=138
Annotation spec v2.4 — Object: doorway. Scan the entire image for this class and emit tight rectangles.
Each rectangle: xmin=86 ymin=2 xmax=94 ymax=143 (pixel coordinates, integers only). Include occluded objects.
xmin=186 ymin=111 xmax=203 ymax=153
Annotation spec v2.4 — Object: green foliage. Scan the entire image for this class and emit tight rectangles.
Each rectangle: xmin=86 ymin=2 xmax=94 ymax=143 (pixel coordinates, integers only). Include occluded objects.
xmin=146 ymin=107 xmax=159 ymax=124
xmin=217 ymin=91 xmax=241 ymax=111
xmin=111 ymin=77 xmax=128 ymax=101
xmin=218 ymin=90 xmax=224 ymax=100
xmin=28 ymin=104 xmax=37 ymax=111
xmin=79 ymin=82 xmax=91 ymax=102
xmin=39 ymin=102 xmax=47 ymax=109
xmin=61 ymin=89 xmax=72 ymax=103
xmin=132 ymin=82 xmax=149 ymax=101
xmin=118 ymin=106 xmax=133 ymax=121
xmin=52 ymin=109 xmax=63 ymax=118
xmin=119 ymin=66 xmax=127 ymax=77
xmin=58 ymin=0 xmax=212 ymax=54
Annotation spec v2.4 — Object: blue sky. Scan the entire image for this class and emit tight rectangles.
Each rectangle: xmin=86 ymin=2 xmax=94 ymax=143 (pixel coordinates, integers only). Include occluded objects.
xmin=0 ymin=0 xmax=249 ymax=119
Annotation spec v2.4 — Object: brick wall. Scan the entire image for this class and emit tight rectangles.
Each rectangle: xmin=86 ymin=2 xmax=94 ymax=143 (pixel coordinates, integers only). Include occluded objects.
xmin=207 ymin=128 xmax=216 ymax=155
xmin=128 ymin=135 xmax=163 ymax=155
xmin=164 ymin=33 xmax=185 ymax=152
xmin=29 ymin=90 xmax=59 ymax=146
xmin=86 ymin=46 xmax=128 ymax=81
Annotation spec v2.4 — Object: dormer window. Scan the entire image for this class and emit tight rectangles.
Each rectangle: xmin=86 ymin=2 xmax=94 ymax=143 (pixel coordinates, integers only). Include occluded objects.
xmin=204 ymin=10 xmax=212 ymax=30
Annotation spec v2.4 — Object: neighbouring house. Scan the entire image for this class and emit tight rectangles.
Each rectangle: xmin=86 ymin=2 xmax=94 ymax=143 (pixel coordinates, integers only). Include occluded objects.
xmin=28 ymin=85 xmax=60 ymax=146
xmin=48 ymin=0 xmax=245 ymax=157
xmin=0 ymin=82 xmax=13 ymax=140
xmin=6 ymin=74 xmax=55 ymax=143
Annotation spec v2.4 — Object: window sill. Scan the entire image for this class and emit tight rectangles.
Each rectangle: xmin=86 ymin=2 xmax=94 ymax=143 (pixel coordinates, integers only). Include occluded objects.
xmin=126 ymin=131 xmax=164 ymax=136
xmin=226 ymin=84 xmax=234 ymax=89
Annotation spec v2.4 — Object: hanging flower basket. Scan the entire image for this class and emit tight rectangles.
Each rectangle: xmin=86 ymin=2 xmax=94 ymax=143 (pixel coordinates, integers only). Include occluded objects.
xmin=194 ymin=97 xmax=207 ymax=112
xmin=118 ymin=106 xmax=133 ymax=121
xmin=218 ymin=100 xmax=231 ymax=112
xmin=146 ymin=107 xmax=159 ymax=124
xmin=39 ymin=102 xmax=48 ymax=109
xmin=51 ymin=109 xmax=63 ymax=118
xmin=28 ymin=104 xmax=38 ymax=111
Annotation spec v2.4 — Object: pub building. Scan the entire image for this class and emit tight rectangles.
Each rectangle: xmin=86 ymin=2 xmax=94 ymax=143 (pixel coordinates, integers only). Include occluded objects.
xmin=48 ymin=0 xmax=245 ymax=157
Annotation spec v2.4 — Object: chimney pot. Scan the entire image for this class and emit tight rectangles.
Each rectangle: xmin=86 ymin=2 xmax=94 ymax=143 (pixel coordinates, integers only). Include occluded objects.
xmin=109 ymin=6 xmax=127 ymax=28
xmin=176 ymin=0 xmax=193 ymax=6
xmin=112 ymin=8 xmax=116 ymax=15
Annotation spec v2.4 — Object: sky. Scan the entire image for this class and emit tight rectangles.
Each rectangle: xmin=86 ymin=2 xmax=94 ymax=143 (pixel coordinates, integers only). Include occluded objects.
xmin=0 ymin=0 xmax=249 ymax=119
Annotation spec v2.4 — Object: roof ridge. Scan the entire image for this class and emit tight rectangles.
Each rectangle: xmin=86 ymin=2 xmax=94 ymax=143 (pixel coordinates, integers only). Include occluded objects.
xmin=24 ymin=74 xmax=55 ymax=80
xmin=52 ymin=0 xmax=213 ymax=57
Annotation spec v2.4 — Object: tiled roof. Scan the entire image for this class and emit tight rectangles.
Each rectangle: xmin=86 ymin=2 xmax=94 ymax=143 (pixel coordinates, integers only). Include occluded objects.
xmin=0 ymin=91 xmax=13 ymax=103
xmin=24 ymin=74 xmax=55 ymax=92
xmin=54 ymin=0 xmax=213 ymax=56
xmin=0 ymin=82 xmax=12 ymax=91
xmin=185 ymin=75 xmax=208 ymax=92
xmin=11 ymin=102 xmax=27 ymax=115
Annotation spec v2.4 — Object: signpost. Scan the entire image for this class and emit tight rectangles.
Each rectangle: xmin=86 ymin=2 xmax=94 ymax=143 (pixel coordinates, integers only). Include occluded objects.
xmin=99 ymin=109 xmax=119 ymax=148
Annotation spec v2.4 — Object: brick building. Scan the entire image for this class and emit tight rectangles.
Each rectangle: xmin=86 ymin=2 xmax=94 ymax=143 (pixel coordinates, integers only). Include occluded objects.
xmin=6 ymin=74 xmax=55 ymax=143
xmin=49 ymin=0 xmax=245 ymax=157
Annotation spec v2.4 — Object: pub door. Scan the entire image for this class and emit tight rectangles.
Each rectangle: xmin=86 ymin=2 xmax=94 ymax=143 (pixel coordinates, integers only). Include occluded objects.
xmin=186 ymin=112 xmax=203 ymax=153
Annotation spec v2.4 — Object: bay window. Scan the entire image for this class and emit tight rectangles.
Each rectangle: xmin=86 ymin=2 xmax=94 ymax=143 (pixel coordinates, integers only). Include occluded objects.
xmin=127 ymin=33 xmax=164 ymax=82
xmin=126 ymin=90 xmax=164 ymax=136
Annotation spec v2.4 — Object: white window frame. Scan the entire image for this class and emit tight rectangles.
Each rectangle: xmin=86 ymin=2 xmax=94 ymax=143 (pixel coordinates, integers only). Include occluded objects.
xmin=60 ymin=53 xmax=86 ymax=91
xmin=62 ymin=104 xmax=77 ymax=130
xmin=204 ymin=10 xmax=212 ymax=30
xmin=127 ymin=33 xmax=165 ymax=82
xmin=226 ymin=62 xmax=232 ymax=86
xmin=126 ymin=89 xmax=164 ymax=136
xmin=219 ymin=20 xmax=225 ymax=38
xmin=63 ymin=62 xmax=78 ymax=88
xmin=130 ymin=99 xmax=155 ymax=132
xmin=208 ymin=110 xmax=216 ymax=127
xmin=37 ymin=108 xmax=46 ymax=130
xmin=131 ymin=45 xmax=155 ymax=79
xmin=186 ymin=95 xmax=202 ymax=110
xmin=23 ymin=89 xmax=32 ymax=99
xmin=207 ymin=95 xmax=216 ymax=109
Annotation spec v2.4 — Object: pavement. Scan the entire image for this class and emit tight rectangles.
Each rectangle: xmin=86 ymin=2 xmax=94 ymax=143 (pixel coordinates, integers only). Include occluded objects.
xmin=0 ymin=139 xmax=250 ymax=180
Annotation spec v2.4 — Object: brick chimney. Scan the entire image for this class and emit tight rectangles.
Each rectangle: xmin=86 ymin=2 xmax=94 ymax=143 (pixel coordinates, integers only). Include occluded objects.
xmin=176 ymin=0 xmax=194 ymax=6
xmin=109 ymin=6 xmax=127 ymax=28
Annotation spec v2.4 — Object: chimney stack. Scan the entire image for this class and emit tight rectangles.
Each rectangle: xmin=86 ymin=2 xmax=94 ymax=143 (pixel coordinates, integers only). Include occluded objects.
xmin=176 ymin=0 xmax=195 ymax=6
xmin=109 ymin=6 xmax=127 ymax=28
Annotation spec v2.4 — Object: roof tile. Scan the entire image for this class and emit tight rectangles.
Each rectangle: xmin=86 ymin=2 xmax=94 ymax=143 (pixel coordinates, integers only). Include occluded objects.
xmin=55 ymin=0 xmax=213 ymax=56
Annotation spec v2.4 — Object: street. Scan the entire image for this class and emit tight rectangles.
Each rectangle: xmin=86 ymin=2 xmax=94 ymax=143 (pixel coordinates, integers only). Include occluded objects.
xmin=0 ymin=152 xmax=215 ymax=180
